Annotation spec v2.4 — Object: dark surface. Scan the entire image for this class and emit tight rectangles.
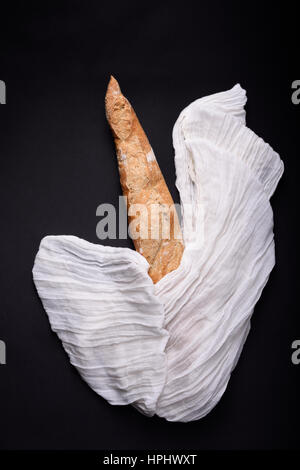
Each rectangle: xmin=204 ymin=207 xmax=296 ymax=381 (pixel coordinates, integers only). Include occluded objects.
xmin=0 ymin=1 xmax=299 ymax=450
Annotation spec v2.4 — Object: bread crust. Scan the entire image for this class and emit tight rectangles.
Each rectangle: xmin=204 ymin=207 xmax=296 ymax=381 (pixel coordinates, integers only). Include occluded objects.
xmin=105 ymin=76 xmax=184 ymax=283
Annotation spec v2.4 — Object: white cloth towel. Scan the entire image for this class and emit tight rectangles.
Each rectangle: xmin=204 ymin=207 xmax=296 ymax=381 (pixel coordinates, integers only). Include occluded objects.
xmin=33 ymin=85 xmax=284 ymax=422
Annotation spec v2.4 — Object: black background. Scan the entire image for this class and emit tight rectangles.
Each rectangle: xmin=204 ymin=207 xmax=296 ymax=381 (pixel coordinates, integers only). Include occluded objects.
xmin=0 ymin=0 xmax=299 ymax=451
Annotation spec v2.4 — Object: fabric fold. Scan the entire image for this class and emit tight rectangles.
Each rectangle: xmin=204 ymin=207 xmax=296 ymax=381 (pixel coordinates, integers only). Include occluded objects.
xmin=33 ymin=235 xmax=169 ymax=416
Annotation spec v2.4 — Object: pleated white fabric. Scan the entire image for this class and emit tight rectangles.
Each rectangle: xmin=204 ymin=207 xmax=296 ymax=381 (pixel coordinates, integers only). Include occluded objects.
xmin=33 ymin=84 xmax=284 ymax=422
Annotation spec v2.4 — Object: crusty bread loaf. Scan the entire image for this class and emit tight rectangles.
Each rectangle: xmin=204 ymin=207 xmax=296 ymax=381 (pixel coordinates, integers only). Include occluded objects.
xmin=105 ymin=76 xmax=184 ymax=283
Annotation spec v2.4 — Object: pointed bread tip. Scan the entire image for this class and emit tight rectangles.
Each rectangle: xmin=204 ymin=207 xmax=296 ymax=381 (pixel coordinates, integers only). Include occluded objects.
xmin=107 ymin=75 xmax=121 ymax=96
xmin=105 ymin=76 xmax=122 ymax=116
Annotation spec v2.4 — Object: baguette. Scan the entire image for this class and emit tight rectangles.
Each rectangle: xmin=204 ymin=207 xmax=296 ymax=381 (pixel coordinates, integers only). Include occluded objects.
xmin=105 ymin=76 xmax=184 ymax=283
